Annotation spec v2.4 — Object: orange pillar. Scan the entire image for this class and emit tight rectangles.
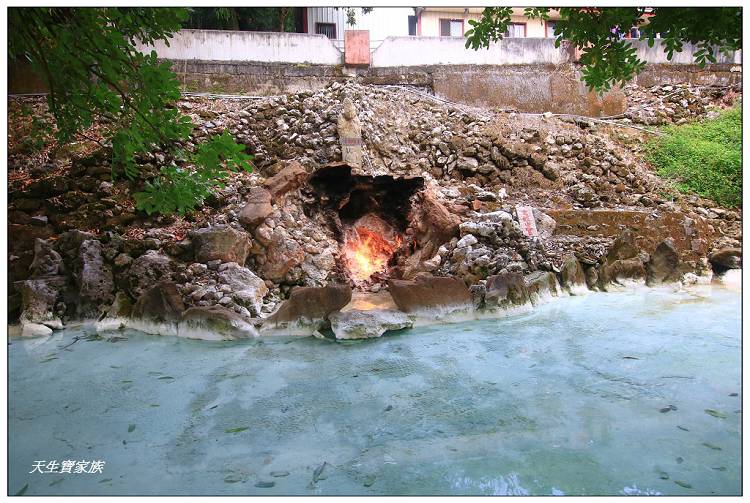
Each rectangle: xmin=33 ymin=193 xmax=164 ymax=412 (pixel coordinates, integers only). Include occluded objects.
xmin=344 ymin=30 xmax=370 ymax=67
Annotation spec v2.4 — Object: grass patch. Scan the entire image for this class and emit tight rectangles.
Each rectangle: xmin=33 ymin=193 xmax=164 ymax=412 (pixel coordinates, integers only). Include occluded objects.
xmin=645 ymin=106 xmax=741 ymax=207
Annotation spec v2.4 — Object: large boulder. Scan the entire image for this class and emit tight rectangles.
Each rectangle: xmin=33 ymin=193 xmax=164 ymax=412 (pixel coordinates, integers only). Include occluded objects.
xmin=532 ymin=209 xmax=557 ymax=239
xmin=57 ymin=229 xmax=95 ymax=260
xmin=21 ymin=322 xmax=54 ymax=338
xmin=178 ymin=306 xmax=258 ymax=341
xmin=108 ymin=291 xmax=134 ymax=318
xmin=261 ymin=284 xmax=352 ymax=335
xmin=485 ymin=271 xmax=530 ymax=309
xmin=559 ymin=256 xmax=587 ymax=295
xmin=329 ymin=309 xmax=412 ymax=340
xmin=17 ymin=276 xmax=66 ymax=324
xmin=647 ymin=238 xmax=681 ymax=285
xmin=524 ymin=271 xmax=561 ymax=306
xmin=238 ymin=187 xmax=274 ymax=230
xmin=606 ymin=230 xmax=641 ymax=262
xmin=191 ymin=225 xmax=251 ymax=265
xmin=29 ymin=238 xmax=64 ymax=278
xmin=217 ymin=262 xmax=269 ymax=316
xmin=599 ymin=231 xmax=646 ymax=288
xmin=125 ymin=250 xmax=173 ymax=299
xmin=388 ymin=275 xmax=472 ymax=314
xmin=600 ymin=259 xmax=646 ymax=287
xmin=402 ymin=189 xmax=461 ymax=278
xmin=262 ymin=160 xmax=308 ymax=199
xmin=131 ymin=281 xmax=185 ymax=324
xmin=709 ymin=247 xmax=742 ymax=270
xmin=258 ymin=228 xmax=305 ymax=282
xmin=77 ymin=239 xmax=114 ymax=317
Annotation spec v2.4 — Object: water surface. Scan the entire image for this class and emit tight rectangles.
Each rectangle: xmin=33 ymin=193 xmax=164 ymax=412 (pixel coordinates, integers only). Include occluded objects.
xmin=9 ymin=286 xmax=741 ymax=495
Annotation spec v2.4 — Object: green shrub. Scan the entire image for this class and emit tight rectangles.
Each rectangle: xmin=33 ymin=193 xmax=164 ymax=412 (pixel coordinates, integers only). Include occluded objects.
xmin=645 ymin=106 xmax=741 ymax=207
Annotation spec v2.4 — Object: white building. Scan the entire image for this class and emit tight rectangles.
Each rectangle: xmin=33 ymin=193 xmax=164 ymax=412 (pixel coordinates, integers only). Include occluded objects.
xmin=304 ymin=7 xmax=414 ymax=47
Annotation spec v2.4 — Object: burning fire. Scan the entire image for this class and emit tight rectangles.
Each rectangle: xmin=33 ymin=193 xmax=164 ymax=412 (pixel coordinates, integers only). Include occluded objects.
xmin=343 ymin=226 xmax=402 ymax=282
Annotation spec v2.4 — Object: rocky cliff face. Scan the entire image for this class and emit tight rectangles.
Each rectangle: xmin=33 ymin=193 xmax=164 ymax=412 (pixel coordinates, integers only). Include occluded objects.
xmin=7 ymin=80 xmax=741 ymax=337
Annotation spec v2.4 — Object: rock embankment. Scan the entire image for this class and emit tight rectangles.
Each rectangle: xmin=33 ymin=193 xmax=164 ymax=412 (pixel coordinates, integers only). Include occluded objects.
xmin=7 ymin=80 xmax=741 ymax=340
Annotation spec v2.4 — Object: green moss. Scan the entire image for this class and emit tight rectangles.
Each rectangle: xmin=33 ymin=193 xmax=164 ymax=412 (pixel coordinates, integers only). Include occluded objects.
xmin=645 ymin=106 xmax=742 ymax=207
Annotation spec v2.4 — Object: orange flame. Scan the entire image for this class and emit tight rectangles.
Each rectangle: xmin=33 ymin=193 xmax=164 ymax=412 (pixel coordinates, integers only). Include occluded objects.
xmin=343 ymin=226 xmax=401 ymax=282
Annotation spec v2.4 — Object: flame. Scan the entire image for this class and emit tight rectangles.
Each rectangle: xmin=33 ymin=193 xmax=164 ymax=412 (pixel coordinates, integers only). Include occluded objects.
xmin=343 ymin=226 xmax=401 ymax=282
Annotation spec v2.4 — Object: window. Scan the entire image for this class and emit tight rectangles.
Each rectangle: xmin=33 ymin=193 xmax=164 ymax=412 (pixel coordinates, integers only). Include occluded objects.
xmin=439 ymin=18 xmax=463 ymax=37
xmin=545 ymin=20 xmax=558 ymax=38
xmin=629 ymin=27 xmax=641 ymax=38
xmin=408 ymin=15 xmax=417 ymax=36
xmin=504 ymin=22 xmax=526 ymax=38
xmin=315 ymin=22 xmax=336 ymax=39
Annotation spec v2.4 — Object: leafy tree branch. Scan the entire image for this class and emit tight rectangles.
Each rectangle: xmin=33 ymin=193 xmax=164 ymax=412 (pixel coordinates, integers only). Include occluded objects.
xmin=465 ymin=7 xmax=741 ymax=92
xmin=9 ymin=7 xmax=253 ymax=216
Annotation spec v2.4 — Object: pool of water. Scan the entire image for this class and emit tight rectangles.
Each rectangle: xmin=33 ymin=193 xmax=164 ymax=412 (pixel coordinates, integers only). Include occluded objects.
xmin=9 ymin=285 xmax=741 ymax=495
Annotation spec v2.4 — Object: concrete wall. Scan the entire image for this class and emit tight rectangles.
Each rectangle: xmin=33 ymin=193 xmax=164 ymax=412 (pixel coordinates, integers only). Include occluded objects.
xmin=134 ymin=30 xmax=740 ymax=69
xmin=137 ymin=29 xmax=343 ymax=65
xmin=630 ymin=40 xmax=741 ymax=65
xmin=371 ymin=37 xmax=573 ymax=67
xmin=431 ymin=64 xmax=625 ymax=116
xmin=371 ymin=36 xmax=741 ymax=68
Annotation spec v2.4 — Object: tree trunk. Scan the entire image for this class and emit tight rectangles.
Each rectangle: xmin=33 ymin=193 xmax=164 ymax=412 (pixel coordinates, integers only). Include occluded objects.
xmin=278 ymin=7 xmax=289 ymax=32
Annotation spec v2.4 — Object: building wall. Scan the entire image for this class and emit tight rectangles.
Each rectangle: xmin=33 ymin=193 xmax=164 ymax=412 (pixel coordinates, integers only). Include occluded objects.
xmin=418 ymin=9 xmax=553 ymax=37
xmin=417 ymin=10 xmax=481 ymax=37
xmin=306 ymin=7 xmax=347 ymax=46
xmin=136 ymin=29 xmax=342 ymax=65
xmin=307 ymin=7 xmax=412 ymax=47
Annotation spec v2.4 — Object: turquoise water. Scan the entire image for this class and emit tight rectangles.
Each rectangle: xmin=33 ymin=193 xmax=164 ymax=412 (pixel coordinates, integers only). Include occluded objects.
xmin=9 ymin=286 xmax=741 ymax=495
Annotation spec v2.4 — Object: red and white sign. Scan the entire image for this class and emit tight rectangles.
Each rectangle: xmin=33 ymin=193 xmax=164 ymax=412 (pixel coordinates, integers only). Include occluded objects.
xmin=516 ymin=205 xmax=539 ymax=238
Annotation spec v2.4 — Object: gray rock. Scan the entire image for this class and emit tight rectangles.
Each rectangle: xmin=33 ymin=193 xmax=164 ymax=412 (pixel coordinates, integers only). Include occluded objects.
xmin=532 ymin=209 xmax=556 ymax=239
xmin=524 ymin=271 xmax=561 ymax=305
xmin=258 ymin=228 xmax=305 ymax=282
xmin=126 ymin=251 xmax=173 ymax=299
xmin=191 ymin=225 xmax=251 ymax=265
xmin=238 ymin=187 xmax=274 ymax=230
xmin=560 ymin=256 xmax=587 ymax=294
xmin=647 ymin=238 xmax=681 ymax=285
xmin=179 ymin=306 xmax=258 ymax=340
xmin=29 ymin=238 xmax=63 ymax=278
xmin=17 ymin=276 xmax=66 ymax=324
xmin=329 ymin=309 xmax=412 ymax=339
xmin=108 ymin=291 xmax=133 ymax=318
xmin=217 ymin=263 xmax=269 ymax=316
xmin=388 ymin=275 xmax=472 ymax=314
xmin=21 ymin=322 xmax=53 ymax=338
xmin=709 ymin=247 xmax=741 ymax=270
xmin=262 ymin=284 xmax=352 ymax=334
xmin=113 ymin=253 xmax=133 ymax=269
xmin=78 ymin=240 xmax=114 ymax=317
xmin=485 ymin=271 xmax=530 ymax=308
xmin=456 ymin=234 xmax=478 ymax=248
xmin=131 ymin=282 xmax=185 ymax=323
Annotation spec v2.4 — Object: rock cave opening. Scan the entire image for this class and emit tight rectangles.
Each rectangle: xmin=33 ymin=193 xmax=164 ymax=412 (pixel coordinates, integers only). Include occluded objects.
xmin=303 ymin=163 xmax=424 ymax=287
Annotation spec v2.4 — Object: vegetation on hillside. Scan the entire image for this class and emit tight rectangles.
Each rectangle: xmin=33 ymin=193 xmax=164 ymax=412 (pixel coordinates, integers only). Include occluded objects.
xmin=8 ymin=7 xmax=253 ymax=216
xmin=646 ymin=106 xmax=741 ymax=207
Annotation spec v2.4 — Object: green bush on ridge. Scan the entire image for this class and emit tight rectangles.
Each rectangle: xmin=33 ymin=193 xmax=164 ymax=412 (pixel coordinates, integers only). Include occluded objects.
xmin=645 ymin=106 xmax=742 ymax=208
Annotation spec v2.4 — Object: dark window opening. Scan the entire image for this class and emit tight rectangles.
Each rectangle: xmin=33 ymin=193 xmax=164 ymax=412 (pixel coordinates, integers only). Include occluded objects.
xmin=408 ymin=15 xmax=417 ymax=36
xmin=545 ymin=20 xmax=558 ymax=38
xmin=504 ymin=22 xmax=526 ymax=38
xmin=315 ymin=22 xmax=336 ymax=39
xmin=439 ymin=18 xmax=463 ymax=37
